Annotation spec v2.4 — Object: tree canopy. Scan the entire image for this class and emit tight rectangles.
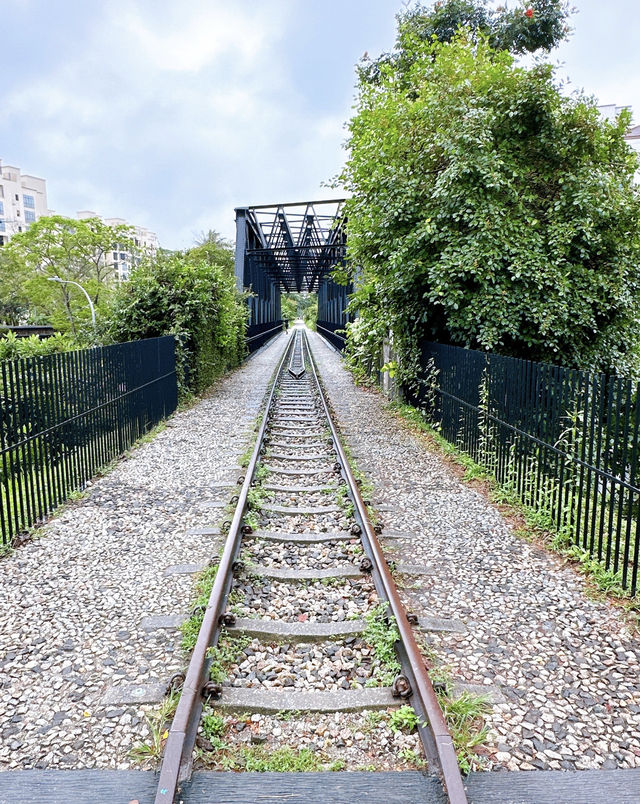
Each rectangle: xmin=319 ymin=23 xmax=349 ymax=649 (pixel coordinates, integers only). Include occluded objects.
xmin=341 ymin=11 xmax=640 ymax=383
xmin=360 ymin=0 xmax=572 ymax=84
xmin=0 ymin=215 xmax=136 ymax=339
xmin=106 ymin=241 xmax=246 ymax=395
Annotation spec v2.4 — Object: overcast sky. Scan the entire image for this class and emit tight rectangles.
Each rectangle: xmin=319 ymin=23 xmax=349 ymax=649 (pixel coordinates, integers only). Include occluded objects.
xmin=1 ymin=1 xmax=637 ymax=249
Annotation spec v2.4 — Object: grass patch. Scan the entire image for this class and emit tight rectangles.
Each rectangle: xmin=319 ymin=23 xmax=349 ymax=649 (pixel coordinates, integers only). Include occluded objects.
xmin=204 ymin=742 xmax=345 ymax=772
xmin=130 ymin=690 xmax=180 ymax=764
xmin=362 ymin=603 xmax=401 ymax=686
xmin=180 ymin=563 xmax=219 ymax=651
xmin=205 ymin=633 xmax=250 ymax=683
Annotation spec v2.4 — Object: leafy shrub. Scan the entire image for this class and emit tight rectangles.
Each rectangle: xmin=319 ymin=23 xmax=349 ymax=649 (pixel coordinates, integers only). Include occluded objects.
xmin=0 ymin=331 xmax=78 ymax=361
xmin=341 ymin=27 xmax=640 ymax=386
xmin=106 ymin=244 xmax=247 ymax=397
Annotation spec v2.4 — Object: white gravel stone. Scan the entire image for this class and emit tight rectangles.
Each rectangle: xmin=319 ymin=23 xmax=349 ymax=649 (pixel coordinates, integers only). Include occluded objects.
xmin=0 ymin=334 xmax=289 ymax=770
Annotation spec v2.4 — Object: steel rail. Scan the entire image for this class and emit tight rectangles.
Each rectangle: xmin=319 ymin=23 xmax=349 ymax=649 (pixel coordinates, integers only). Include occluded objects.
xmin=154 ymin=334 xmax=295 ymax=804
xmin=303 ymin=330 xmax=468 ymax=804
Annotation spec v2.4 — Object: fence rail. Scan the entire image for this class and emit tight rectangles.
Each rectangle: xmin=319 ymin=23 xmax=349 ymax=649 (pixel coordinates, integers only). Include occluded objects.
xmin=0 ymin=336 xmax=177 ymax=546
xmin=418 ymin=342 xmax=640 ymax=595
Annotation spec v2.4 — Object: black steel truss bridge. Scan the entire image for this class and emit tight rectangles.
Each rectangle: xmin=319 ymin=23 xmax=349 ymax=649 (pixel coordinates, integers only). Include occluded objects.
xmin=235 ymin=199 xmax=350 ymax=350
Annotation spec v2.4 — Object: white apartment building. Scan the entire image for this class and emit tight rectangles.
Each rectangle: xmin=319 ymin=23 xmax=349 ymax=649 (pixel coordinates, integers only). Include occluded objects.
xmin=77 ymin=211 xmax=159 ymax=281
xmin=0 ymin=160 xmax=53 ymax=246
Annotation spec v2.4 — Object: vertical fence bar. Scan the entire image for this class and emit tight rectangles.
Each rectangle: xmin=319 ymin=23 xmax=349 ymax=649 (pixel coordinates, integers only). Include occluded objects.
xmin=0 ymin=337 xmax=177 ymax=545
xmin=416 ymin=342 xmax=640 ymax=594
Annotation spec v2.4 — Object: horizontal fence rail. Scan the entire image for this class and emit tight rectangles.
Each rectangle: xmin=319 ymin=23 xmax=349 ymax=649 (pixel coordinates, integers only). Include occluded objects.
xmin=0 ymin=336 xmax=178 ymax=546
xmin=417 ymin=342 xmax=640 ymax=595
xmin=316 ymin=320 xmax=346 ymax=351
xmin=246 ymin=321 xmax=283 ymax=354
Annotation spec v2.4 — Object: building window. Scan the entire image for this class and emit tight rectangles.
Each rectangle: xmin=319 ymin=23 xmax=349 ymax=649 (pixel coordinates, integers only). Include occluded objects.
xmin=0 ymin=220 xmax=5 ymax=232
xmin=0 ymin=185 xmax=4 ymax=198
xmin=120 ymin=252 xmax=126 ymax=260
xmin=23 ymin=194 xmax=35 ymax=209
xmin=0 ymin=201 xmax=3 ymax=215
xmin=25 ymin=210 xmax=36 ymax=223
xmin=113 ymin=251 xmax=118 ymax=260
xmin=15 ymin=193 xmax=19 ymax=201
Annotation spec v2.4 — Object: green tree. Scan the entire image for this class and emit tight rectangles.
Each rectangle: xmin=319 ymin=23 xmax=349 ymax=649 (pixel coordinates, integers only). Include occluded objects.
xmin=2 ymin=215 xmax=137 ymax=338
xmin=341 ymin=29 xmax=640 ymax=384
xmin=361 ymin=0 xmax=572 ymax=83
xmin=106 ymin=244 xmax=247 ymax=396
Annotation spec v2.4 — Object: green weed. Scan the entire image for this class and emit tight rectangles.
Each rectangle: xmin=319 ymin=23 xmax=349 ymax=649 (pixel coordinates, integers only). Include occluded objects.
xmin=363 ymin=604 xmax=401 ymax=686
xmin=389 ymin=705 xmax=420 ymax=733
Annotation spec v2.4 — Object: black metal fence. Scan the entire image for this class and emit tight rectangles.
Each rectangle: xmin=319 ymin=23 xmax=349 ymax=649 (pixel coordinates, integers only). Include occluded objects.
xmin=0 ymin=336 xmax=177 ymax=546
xmin=316 ymin=321 xmax=346 ymax=351
xmin=247 ymin=321 xmax=284 ymax=354
xmin=417 ymin=342 xmax=640 ymax=594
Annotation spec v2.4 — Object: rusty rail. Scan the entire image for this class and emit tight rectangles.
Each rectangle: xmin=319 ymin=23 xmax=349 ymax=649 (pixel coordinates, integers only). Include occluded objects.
xmin=154 ymin=334 xmax=294 ymax=804
xmin=303 ymin=331 xmax=468 ymax=804
xmin=154 ymin=327 xmax=466 ymax=803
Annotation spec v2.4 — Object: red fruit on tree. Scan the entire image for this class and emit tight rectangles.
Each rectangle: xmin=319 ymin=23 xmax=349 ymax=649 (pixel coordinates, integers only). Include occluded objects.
xmin=525 ymin=8 xmax=534 ymax=17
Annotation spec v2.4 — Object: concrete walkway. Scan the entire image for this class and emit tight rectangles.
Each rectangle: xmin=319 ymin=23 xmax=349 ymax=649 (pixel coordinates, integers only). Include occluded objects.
xmin=307 ymin=330 xmax=640 ymax=773
xmin=0 ymin=334 xmax=289 ymax=770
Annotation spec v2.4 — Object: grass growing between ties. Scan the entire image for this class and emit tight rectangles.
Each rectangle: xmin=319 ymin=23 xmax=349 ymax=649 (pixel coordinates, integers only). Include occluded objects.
xmin=196 ymin=711 xmax=346 ymax=772
xmin=362 ymin=603 xmax=401 ymax=686
xmin=205 ymin=633 xmax=250 ymax=682
xmin=180 ymin=563 xmax=219 ymax=651
xmin=419 ymin=642 xmax=491 ymax=775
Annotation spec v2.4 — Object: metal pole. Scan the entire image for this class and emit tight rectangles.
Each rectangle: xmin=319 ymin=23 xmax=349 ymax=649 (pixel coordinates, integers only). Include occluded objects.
xmin=47 ymin=276 xmax=97 ymax=342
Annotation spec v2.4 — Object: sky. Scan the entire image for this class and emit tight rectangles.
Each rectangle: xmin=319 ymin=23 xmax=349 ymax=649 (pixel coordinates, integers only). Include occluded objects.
xmin=1 ymin=0 xmax=638 ymax=250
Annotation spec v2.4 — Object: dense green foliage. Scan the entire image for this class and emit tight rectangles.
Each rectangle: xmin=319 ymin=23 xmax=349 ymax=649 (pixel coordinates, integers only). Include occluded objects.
xmin=0 ymin=215 xmax=136 ymax=340
xmin=280 ymin=292 xmax=318 ymax=330
xmin=106 ymin=239 xmax=247 ymax=395
xmin=341 ymin=12 xmax=640 ymax=385
xmin=0 ymin=331 xmax=77 ymax=361
xmin=361 ymin=0 xmax=571 ymax=85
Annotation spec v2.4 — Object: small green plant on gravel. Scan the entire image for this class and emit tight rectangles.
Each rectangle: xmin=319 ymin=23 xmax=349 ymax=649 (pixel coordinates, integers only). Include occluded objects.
xmin=362 ymin=711 xmax=386 ymax=732
xmin=228 ymin=587 xmax=245 ymax=615
xmin=130 ymin=690 xmax=180 ymax=764
xmin=201 ymin=711 xmax=227 ymax=742
xmin=421 ymin=642 xmax=491 ymax=774
xmin=180 ymin=563 xmax=219 ymax=651
xmin=275 ymin=709 xmax=301 ymax=721
xmin=255 ymin=463 xmax=269 ymax=482
xmin=320 ymin=576 xmax=341 ymax=587
xmin=247 ymin=486 xmax=267 ymax=509
xmin=363 ymin=604 xmax=401 ymax=686
xmin=243 ymin=511 xmax=260 ymax=532
xmin=239 ymin=442 xmax=255 ymax=469
xmin=438 ymin=691 xmax=491 ymax=775
xmin=399 ymin=747 xmax=427 ymax=768
xmin=205 ymin=633 xmax=251 ymax=683
xmin=389 ymin=705 xmax=420 ymax=733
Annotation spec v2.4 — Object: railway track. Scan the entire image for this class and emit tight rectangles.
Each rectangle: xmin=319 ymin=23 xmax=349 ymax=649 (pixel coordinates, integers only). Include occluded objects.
xmin=154 ymin=327 xmax=467 ymax=803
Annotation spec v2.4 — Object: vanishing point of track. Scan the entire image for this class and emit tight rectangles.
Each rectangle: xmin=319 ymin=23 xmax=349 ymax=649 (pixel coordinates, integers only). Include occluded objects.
xmin=154 ymin=328 xmax=467 ymax=803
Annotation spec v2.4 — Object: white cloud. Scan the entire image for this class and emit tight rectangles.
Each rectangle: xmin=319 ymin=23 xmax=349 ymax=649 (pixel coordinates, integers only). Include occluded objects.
xmin=0 ymin=0 xmax=353 ymax=247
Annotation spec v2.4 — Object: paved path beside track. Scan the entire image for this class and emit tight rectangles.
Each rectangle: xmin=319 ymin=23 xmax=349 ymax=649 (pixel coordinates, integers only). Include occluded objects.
xmin=307 ymin=330 xmax=640 ymax=773
xmin=0 ymin=334 xmax=289 ymax=771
